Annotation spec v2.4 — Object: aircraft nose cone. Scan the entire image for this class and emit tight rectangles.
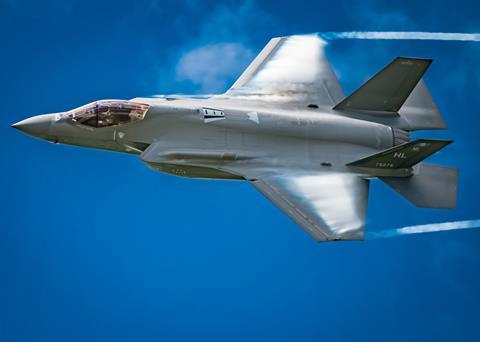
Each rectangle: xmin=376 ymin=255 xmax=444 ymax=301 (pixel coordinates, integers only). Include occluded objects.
xmin=12 ymin=114 xmax=56 ymax=138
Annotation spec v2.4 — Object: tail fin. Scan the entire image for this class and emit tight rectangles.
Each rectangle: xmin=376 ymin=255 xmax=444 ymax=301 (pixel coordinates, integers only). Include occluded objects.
xmin=334 ymin=57 xmax=448 ymax=130
xmin=347 ymin=139 xmax=453 ymax=170
xmin=380 ymin=163 xmax=458 ymax=208
xmin=334 ymin=57 xmax=432 ymax=114
xmin=399 ymin=79 xmax=447 ymax=130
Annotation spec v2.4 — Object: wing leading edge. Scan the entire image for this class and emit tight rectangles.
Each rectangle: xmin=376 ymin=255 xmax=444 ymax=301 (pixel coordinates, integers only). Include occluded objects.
xmin=246 ymin=171 xmax=369 ymax=242
xmin=223 ymin=35 xmax=345 ymax=106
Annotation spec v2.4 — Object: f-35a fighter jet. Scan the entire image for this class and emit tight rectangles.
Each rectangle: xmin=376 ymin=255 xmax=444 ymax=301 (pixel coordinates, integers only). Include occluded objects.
xmin=12 ymin=35 xmax=457 ymax=242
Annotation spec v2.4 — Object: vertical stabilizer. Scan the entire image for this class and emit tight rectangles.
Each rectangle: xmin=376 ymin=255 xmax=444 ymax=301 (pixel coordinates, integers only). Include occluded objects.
xmin=334 ymin=57 xmax=448 ymax=131
xmin=399 ymin=79 xmax=447 ymax=130
xmin=334 ymin=57 xmax=432 ymax=114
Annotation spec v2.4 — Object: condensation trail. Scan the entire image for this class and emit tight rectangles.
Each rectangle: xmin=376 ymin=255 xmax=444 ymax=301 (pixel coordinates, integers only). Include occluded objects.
xmin=319 ymin=31 xmax=480 ymax=42
xmin=316 ymin=32 xmax=480 ymax=239
xmin=366 ymin=220 xmax=480 ymax=240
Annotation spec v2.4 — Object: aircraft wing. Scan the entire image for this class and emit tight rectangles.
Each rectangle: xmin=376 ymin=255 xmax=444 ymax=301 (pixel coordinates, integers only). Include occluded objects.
xmin=234 ymin=168 xmax=369 ymax=242
xmin=222 ymin=35 xmax=345 ymax=106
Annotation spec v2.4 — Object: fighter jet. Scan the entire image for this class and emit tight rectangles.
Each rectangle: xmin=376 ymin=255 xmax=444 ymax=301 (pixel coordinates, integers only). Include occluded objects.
xmin=12 ymin=35 xmax=457 ymax=242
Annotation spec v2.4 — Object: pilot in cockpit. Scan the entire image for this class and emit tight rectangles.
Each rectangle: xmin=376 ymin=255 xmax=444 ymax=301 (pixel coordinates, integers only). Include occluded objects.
xmin=69 ymin=100 xmax=149 ymax=128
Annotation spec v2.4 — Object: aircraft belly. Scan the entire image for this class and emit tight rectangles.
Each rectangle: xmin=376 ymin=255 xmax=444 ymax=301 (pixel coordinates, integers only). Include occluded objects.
xmin=145 ymin=162 xmax=244 ymax=180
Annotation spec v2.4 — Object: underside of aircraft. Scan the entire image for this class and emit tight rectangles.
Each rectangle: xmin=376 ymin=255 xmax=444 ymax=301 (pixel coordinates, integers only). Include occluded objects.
xmin=12 ymin=34 xmax=457 ymax=242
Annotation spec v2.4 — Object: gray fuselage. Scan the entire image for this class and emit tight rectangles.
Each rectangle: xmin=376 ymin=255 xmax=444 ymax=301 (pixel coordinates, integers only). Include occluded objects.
xmin=34 ymin=97 xmax=399 ymax=180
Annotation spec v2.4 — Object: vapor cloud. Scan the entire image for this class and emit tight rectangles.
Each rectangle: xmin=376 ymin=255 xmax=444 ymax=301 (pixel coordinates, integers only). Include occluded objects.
xmin=176 ymin=43 xmax=253 ymax=93
xmin=367 ymin=220 xmax=480 ymax=240
xmin=319 ymin=31 xmax=480 ymax=42
xmin=171 ymin=0 xmax=274 ymax=94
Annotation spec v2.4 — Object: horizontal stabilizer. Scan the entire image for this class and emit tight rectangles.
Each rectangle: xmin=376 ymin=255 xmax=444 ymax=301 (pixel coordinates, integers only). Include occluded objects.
xmin=334 ymin=57 xmax=432 ymax=114
xmin=380 ymin=163 xmax=458 ymax=208
xmin=348 ymin=139 xmax=453 ymax=170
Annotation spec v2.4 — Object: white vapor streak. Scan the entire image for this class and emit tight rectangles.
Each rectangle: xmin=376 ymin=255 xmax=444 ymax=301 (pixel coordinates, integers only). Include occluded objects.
xmin=320 ymin=31 xmax=480 ymax=42
xmin=367 ymin=220 xmax=480 ymax=240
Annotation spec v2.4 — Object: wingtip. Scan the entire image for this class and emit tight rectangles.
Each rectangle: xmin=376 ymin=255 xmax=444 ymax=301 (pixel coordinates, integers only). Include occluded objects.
xmin=396 ymin=56 xmax=434 ymax=63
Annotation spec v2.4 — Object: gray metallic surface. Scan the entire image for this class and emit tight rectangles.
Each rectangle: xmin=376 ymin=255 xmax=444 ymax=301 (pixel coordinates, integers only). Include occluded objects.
xmin=399 ymin=80 xmax=448 ymax=130
xmin=224 ymin=35 xmax=345 ymax=106
xmin=348 ymin=139 xmax=453 ymax=170
xmin=251 ymin=172 xmax=369 ymax=241
xmin=12 ymin=34 xmax=457 ymax=242
xmin=334 ymin=57 xmax=432 ymax=113
xmin=381 ymin=163 xmax=458 ymax=209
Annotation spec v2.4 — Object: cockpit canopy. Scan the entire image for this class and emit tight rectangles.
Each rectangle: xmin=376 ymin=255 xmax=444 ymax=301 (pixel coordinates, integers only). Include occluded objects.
xmin=69 ymin=100 xmax=150 ymax=128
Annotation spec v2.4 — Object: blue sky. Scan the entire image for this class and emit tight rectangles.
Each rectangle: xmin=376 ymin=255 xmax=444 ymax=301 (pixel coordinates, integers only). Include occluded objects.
xmin=1 ymin=0 xmax=480 ymax=341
